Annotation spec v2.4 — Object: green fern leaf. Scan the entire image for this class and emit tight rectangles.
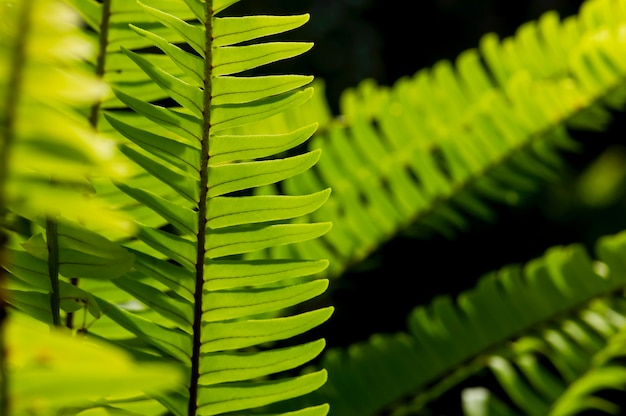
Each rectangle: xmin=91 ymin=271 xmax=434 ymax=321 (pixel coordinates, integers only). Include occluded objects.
xmin=78 ymin=1 xmax=335 ymax=415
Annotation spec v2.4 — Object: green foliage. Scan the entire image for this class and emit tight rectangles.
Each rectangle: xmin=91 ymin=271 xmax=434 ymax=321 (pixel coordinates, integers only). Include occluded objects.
xmin=7 ymin=313 xmax=181 ymax=414
xmin=0 ymin=0 xmax=331 ymax=415
xmin=4 ymin=0 xmax=626 ymax=415
xmin=300 ymin=233 xmax=626 ymax=415
xmin=249 ymin=0 xmax=626 ymax=277
xmin=275 ymin=0 xmax=626 ymax=414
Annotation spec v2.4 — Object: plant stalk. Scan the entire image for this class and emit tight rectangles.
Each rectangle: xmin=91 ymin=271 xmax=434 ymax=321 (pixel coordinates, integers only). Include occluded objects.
xmin=46 ymin=217 xmax=61 ymax=327
xmin=88 ymin=0 xmax=111 ymax=128
xmin=188 ymin=1 xmax=214 ymax=415
xmin=65 ymin=0 xmax=112 ymax=331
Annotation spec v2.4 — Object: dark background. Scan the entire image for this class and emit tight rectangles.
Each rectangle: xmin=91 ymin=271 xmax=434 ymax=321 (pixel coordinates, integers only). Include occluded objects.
xmin=230 ymin=0 xmax=626 ymax=413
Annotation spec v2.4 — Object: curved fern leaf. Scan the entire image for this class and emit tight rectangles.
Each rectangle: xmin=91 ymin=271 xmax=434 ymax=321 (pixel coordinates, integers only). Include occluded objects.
xmin=549 ymin=328 xmax=626 ymax=415
xmin=81 ymin=1 xmax=334 ymax=415
xmin=467 ymin=300 xmax=626 ymax=416
xmin=294 ymin=230 xmax=626 ymax=415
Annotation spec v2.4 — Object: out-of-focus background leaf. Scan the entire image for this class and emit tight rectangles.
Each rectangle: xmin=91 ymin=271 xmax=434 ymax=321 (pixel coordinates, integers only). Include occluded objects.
xmin=229 ymin=0 xmax=626 ymax=362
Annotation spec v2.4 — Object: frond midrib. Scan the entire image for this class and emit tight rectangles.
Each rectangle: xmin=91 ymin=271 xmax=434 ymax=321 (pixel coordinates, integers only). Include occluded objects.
xmin=189 ymin=1 xmax=213 ymax=414
xmin=87 ymin=0 xmax=112 ymax=127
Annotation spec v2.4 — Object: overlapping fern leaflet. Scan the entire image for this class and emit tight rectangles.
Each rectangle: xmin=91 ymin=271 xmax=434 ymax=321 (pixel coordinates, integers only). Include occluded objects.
xmin=65 ymin=0 xmax=201 ymax=236
xmin=250 ymin=0 xmax=626 ymax=278
xmin=93 ymin=0 xmax=333 ymax=414
xmin=53 ymin=0 xmax=206 ymax=343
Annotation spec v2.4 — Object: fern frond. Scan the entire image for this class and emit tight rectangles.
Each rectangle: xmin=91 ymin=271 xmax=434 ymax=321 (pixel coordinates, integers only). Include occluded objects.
xmin=294 ymin=230 xmax=626 ymax=415
xmin=248 ymin=0 xmax=626 ymax=278
xmin=77 ymin=1 xmax=334 ymax=415
xmin=0 ymin=0 xmax=181 ymax=413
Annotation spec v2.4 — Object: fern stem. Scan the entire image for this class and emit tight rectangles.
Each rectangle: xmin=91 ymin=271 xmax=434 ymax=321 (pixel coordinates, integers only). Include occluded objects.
xmin=0 ymin=0 xmax=34 ymax=413
xmin=65 ymin=0 xmax=112 ymax=331
xmin=46 ymin=217 xmax=61 ymax=327
xmin=64 ymin=278 xmax=78 ymax=329
xmin=87 ymin=0 xmax=111 ymax=128
xmin=188 ymin=2 xmax=214 ymax=415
